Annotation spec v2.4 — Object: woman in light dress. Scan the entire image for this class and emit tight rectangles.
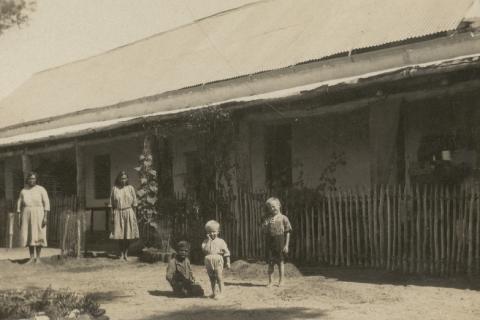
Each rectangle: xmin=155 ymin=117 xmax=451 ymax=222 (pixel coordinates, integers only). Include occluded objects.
xmin=16 ymin=172 xmax=50 ymax=264
xmin=108 ymin=171 xmax=140 ymax=261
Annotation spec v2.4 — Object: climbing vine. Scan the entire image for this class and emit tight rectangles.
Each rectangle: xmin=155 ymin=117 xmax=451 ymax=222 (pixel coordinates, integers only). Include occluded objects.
xmin=135 ymin=107 xmax=238 ymax=253
xmin=134 ymin=134 xmax=158 ymax=224
xmin=316 ymin=151 xmax=347 ymax=192
xmin=183 ymin=106 xmax=237 ymax=219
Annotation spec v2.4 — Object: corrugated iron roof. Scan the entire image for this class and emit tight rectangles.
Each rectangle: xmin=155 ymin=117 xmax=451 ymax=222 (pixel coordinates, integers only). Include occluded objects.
xmin=2 ymin=53 xmax=479 ymax=149
xmin=0 ymin=0 xmax=474 ymax=129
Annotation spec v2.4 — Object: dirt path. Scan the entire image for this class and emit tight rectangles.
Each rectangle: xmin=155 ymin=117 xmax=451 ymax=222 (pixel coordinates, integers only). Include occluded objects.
xmin=1 ymin=257 xmax=479 ymax=320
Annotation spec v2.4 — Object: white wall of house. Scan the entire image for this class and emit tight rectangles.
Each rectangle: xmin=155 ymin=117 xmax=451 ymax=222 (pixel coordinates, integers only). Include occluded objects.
xmin=292 ymin=109 xmax=370 ymax=189
xmin=246 ymin=108 xmax=371 ymax=191
xmin=83 ymin=136 xmax=142 ymax=209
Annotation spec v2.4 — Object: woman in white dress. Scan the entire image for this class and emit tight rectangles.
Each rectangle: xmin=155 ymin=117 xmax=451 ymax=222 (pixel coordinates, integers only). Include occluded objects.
xmin=16 ymin=172 xmax=50 ymax=264
xmin=108 ymin=171 xmax=140 ymax=261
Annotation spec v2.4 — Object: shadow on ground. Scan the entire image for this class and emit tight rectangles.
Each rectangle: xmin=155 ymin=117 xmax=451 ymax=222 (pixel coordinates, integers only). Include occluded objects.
xmin=143 ymin=307 xmax=325 ymax=320
xmin=224 ymin=281 xmax=266 ymax=287
xmin=300 ymin=265 xmax=480 ymax=291
xmin=8 ymin=258 xmax=31 ymax=264
xmin=148 ymin=290 xmax=176 ymax=298
xmin=87 ymin=290 xmax=135 ymax=303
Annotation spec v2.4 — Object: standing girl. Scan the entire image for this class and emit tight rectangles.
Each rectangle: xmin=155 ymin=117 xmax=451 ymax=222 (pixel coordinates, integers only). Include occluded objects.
xmin=108 ymin=171 xmax=140 ymax=261
xmin=202 ymin=220 xmax=230 ymax=299
xmin=17 ymin=172 xmax=50 ymax=264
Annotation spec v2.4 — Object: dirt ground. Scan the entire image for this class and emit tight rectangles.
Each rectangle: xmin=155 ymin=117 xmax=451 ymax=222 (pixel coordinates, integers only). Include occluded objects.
xmin=1 ymin=252 xmax=479 ymax=320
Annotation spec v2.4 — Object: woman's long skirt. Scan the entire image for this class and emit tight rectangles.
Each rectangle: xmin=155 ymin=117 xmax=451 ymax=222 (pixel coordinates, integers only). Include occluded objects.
xmin=111 ymin=208 xmax=140 ymax=240
xmin=20 ymin=207 xmax=47 ymax=247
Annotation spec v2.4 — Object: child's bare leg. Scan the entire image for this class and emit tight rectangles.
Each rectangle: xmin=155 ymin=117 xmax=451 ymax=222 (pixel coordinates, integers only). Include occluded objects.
xmin=215 ymin=269 xmax=224 ymax=297
xmin=278 ymin=261 xmax=285 ymax=286
xmin=209 ymin=275 xmax=216 ymax=297
xmin=267 ymin=262 xmax=274 ymax=287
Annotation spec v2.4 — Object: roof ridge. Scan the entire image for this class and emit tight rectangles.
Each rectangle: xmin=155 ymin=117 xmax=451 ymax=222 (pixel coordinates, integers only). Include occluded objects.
xmin=34 ymin=0 xmax=268 ymax=76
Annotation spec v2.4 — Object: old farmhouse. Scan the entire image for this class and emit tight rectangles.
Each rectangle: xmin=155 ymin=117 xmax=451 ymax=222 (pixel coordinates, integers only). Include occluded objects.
xmin=0 ymin=0 xmax=480 ymax=273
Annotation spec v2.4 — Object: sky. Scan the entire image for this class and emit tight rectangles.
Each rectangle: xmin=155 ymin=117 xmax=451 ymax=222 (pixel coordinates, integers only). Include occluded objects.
xmin=0 ymin=0 xmax=257 ymax=100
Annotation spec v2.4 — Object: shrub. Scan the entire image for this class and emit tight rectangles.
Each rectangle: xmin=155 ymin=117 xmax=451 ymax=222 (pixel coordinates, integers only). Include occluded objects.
xmin=0 ymin=287 xmax=101 ymax=320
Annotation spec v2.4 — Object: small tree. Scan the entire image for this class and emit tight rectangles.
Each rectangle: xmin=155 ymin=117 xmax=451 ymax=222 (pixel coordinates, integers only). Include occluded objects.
xmin=0 ymin=0 xmax=35 ymax=34
xmin=134 ymin=134 xmax=173 ymax=251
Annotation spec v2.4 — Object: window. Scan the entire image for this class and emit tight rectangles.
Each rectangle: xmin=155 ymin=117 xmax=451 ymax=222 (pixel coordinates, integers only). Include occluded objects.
xmin=93 ymin=154 xmax=110 ymax=199
xmin=184 ymin=151 xmax=202 ymax=196
xmin=265 ymin=124 xmax=292 ymax=191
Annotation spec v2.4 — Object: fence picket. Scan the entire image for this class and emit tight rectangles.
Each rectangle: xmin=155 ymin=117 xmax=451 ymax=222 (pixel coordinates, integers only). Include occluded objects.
xmin=440 ymin=186 xmax=445 ymax=275
xmin=421 ymin=185 xmax=428 ymax=273
xmin=392 ymin=185 xmax=398 ymax=271
xmin=379 ymin=185 xmax=386 ymax=268
xmin=457 ymin=185 xmax=466 ymax=274
xmin=344 ymin=191 xmax=351 ymax=266
xmin=340 ymin=191 xmax=346 ymax=266
xmin=407 ymin=186 xmax=414 ymax=273
xmin=327 ymin=192 xmax=333 ymax=265
xmin=361 ymin=188 xmax=369 ymax=267
xmin=354 ymin=190 xmax=362 ymax=267
xmin=445 ymin=188 xmax=451 ymax=275
xmin=321 ymin=198 xmax=328 ymax=263
xmin=415 ymin=185 xmax=421 ymax=273
xmin=468 ymin=184 xmax=474 ymax=276
xmin=367 ymin=187 xmax=374 ymax=268
xmin=349 ymin=190 xmax=356 ymax=266
xmin=476 ymin=186 xmax=480 ymax=275
xmin=387 ymin=186 xmax=392 ymax=270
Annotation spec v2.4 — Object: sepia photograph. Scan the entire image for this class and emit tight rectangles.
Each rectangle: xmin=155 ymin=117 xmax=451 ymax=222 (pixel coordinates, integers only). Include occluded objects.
xmin=0 ymin=0 xmax=480 ymax=319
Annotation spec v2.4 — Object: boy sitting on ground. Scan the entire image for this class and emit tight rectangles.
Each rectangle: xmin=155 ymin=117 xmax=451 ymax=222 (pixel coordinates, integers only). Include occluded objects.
xmin=166 ymin=241 xmax=204 ymax=297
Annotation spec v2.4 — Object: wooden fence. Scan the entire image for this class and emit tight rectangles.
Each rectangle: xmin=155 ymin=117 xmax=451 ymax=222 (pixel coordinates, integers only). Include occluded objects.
xmin=3 ymin=184 xmax=480 ymax=275
xmin=0 ymin=199 xmax=15 ymax=248
xmin=1 ymin=195 xmax=85 ymax=257
xmin=170 ymin=184 xmax=480 ymax=275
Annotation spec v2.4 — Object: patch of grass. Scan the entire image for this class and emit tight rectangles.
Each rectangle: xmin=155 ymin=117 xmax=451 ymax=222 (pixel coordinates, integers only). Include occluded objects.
xmin=0 ymin=287 xmax=102 ymax=320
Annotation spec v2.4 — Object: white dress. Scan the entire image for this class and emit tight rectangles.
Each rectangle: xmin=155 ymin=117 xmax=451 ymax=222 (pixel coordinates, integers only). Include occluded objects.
xmin=17 ymin=185 xmax=50 ymax=247
xmin=108 ymin=185 xmax=140 ymax=239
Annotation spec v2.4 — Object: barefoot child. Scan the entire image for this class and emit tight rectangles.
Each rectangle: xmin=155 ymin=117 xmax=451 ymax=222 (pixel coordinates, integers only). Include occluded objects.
xmin=202 ymin=220 xmax=230 ymax=299
xmin=166 ymin=241 xmax=204 ymax=297
xmin=262 ymin=197 xmax=292 ymax=287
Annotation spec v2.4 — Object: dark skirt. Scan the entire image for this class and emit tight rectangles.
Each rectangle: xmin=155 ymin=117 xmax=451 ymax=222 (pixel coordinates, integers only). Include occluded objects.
xmin=265 ymin=234 xmax=286 ymax=263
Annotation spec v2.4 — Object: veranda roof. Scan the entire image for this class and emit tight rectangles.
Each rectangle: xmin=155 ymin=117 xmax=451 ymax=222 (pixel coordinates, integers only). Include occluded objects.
xmin=0 ymin=0 xmax=475 ymax=130
xmin=0 ymin=53 xmax=479 ymax=149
